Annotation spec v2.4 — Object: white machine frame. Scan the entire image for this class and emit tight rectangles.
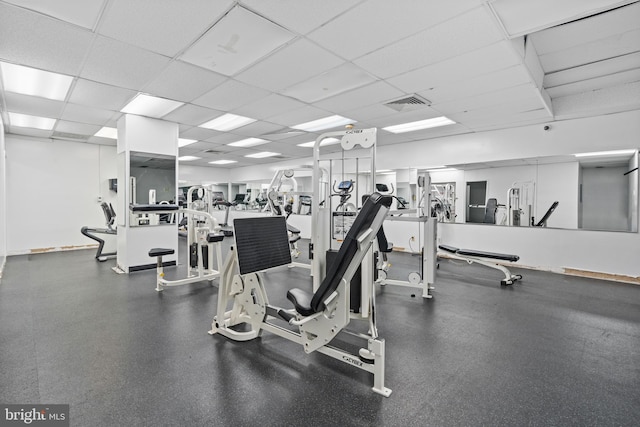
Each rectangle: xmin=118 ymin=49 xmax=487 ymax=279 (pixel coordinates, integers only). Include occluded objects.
xmin=210 ymin=195 xmax=393 ymax=396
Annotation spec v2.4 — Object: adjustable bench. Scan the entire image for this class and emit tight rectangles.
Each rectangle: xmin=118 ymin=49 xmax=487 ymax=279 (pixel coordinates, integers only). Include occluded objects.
xmin=438 ymin=244 xmax=522 ymax=285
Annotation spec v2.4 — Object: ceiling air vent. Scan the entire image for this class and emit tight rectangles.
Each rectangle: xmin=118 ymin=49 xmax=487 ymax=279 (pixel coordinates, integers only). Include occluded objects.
xmin=384 ymin=94 xmax=431 ymax=112
xmin=205 ymin=149 xmax=226 ymax=154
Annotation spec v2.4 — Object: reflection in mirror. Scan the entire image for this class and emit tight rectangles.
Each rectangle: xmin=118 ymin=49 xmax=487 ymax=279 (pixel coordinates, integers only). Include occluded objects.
xmin=396 ymin=148 xmax=639 ymax=232
xmin=129 ymin=152 xmax=176 ymax=226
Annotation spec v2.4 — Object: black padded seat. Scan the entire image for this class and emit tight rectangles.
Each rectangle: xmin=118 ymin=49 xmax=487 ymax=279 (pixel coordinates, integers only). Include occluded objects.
xmin=289 ymin=235 xmax=301 ymax=244
xmin=206 ymin=233 xmax=224 ymax=243
xmin=149 ymin=248 xmax=175 ymax=257
xmin=286 ymin=192 xmax=392 ymax=316
xmin=456 ymin=249 xmax=519 ymax=262
xmin=377 ymin=227 xmax=393 ymax=252
xmin=438 ymin=244 xmax=459 ymax=254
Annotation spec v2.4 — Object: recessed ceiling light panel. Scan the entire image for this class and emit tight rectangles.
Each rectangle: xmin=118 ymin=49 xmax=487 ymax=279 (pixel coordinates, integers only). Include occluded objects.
xmin=228 ymin=137 xmax=268 ymax=147
xmin=297 ymin=137 xmax=340 ymax=147
xmin=8 ymin=112 xmax=56 ymax=130
xmin=291 ymin=115 xmax=355 ymax=132
xmin=209 ymin=159 xmax=237 ymax=165
xmin=574 ymin=149 xmax=636 ymax=158
xmin=0 ymin=62 xmax=73 ymax=101
xmin=178 ymin=156 xmax=201 ymax=161
xmin=121 ymin=93 xmax=184 ymax=118
xmin=245 ymin=151 xmax=280 ymax=158
xmin=199 ymin=113 xmax=256 ymax=131
xmin=178 ymin=138 xmax=198 ymax=147
xmin=382 ymin=116 xmax=455 ymax=134
xmin=95 ymin=126 xmax=118 ymax=139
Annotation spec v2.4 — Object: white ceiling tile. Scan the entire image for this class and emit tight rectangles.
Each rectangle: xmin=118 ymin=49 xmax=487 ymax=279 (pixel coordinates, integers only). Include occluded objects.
xmin=314 ymin=81 xmax=404 ymax=114
xmin=547 ymin=69 xmax=640 ymax=98
xmin=282 ymin=63 xmax=377 ymax=103
xmin=552 ymin=80 xmax=640 ymax=119
xmin=371 ymin=107 xmax=451 ymax=128
xmin=537 ymin=28 xmax=640 ymax=73
xmin=241 ymin=0 xmax=360 ymax=35
xmin=180 ymin=5 xmax=295 ymax=76
xmin=179 ymin=127 xmax=221 ymax=141
xmin=308 ymin=0 xmax=484 ymax=60
xmin=529 ymin=2 xmax=640 ymax=55
xmin=388 ymin=41 xmax=520 ymax=93
xmin=421 ymin=65 xmax=531 ymax=104
xmin=232 ymin=94 xmax=306 ymax=121
xmin=460 ymin=109 xmax=551 ymax=132
xmin=3 ymin=0 xmax=106 ymax=29
xmin=192 ymin=79 xmax=270 ymax=111
xmin=265 ymin=105 xmax=331 ymax=127
xmin=229 ymin=121 xmax=286 ymax=137
xmin=98 ymin=0 xmax=234 ymax=57
xmin=3 ymin=92 xmax=65 ymax=118
xmin=203 ymin=133 xmax=246 ymax=145
xmin=0 ymin=3 xmax=94 ymax=75
xmin=68 ymin=79 xmax=137 ymax=111
xmin=142 ymin=61 xmax=228 ymax=103
xmin=340 ymin=104 xmax=401 ymax=123
xmin=489 ymin=0 xmax=628 ymax=37
xmin=544 ymin=52 xmax=640 ymax=88
xmin=80 ymin=35 xmax=170 ymax=90
xmin=433 ymin=83 xmax=541 ymax=114
xmin=7 ymin=127 xmax=53 ymax=139
xmin=54 ymin=120 xmax=101 ymax=136
xmin=235 ymin=39 xmax=344 ymax=91
xmin=61 ymin=103 xmax=116 ymax=126
xmin=164 ymin=104 xmax=223 ymax=127
xmin=354 ymin=7 xmax=503 ymax=79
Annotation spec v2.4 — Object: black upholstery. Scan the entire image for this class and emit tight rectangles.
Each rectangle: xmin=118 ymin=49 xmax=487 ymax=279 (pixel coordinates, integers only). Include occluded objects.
xmin=376 ymin=227 xmax=393 ymax=253
xmin=484 ymin=198 xmax=498 ymax=224
xmin=439 ymin=244 xmax=519 ymax=262
xmin=149 ymin=248 xmax=175 ymax=257
xmin=130 ymin=204 xmax=179 ymax=212
xmin=286 ymin=192 xmax=392 ymax=316
xmin=206 ymin=233 xmax=224 ymax=243
xmin=535 ymin=201 xmax=559 ymax=227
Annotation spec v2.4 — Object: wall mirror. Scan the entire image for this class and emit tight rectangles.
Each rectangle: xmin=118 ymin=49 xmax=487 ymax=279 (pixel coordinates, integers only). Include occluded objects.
xmin=129 ymin=152 xmax=176 ymax=226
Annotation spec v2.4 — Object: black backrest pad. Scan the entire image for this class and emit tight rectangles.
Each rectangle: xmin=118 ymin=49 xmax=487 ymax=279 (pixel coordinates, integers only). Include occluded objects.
xmin=234 ymin=216 xmax=292 ymax=275
xmin=310 ymin=192 xmax=392 ymax=313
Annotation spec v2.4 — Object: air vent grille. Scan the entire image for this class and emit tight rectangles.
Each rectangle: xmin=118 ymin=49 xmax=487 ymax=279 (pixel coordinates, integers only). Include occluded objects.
xmin=52 ymin=131 xmax=87 ymax=140
xmin=205 ymin=149 xmax=226 ymax=154
xmin=384 ymin=94 xmax=431 ymax=112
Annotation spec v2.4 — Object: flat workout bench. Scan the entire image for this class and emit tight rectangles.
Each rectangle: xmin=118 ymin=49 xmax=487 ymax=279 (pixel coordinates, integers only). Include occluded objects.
xmin=439 ymin=244 xmax=522 ymax=285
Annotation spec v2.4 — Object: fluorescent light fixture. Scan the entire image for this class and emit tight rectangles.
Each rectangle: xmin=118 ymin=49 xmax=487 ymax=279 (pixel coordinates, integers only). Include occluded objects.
xmin=297 ymin=137 xmax=340 ymax=148
xmin=228 ymin=137 xmax=268 ymax=148
xmin=0 ymin=62 xmax=73 ymax=101
xmin=574 ymin=149 xmax=636 ymax=158
xmin=178 ymin=138 xmax=198 ymax=147
xmin=95 ymin=127 xmax=118 ymax=139
xmin=426 ymin=167 xmax=458 ymax=173
xmin=383 ymin=116 xmax=455 ymax=134
xmin=209 ymin=159 xmax=237 ymax=165
xmin=199 ymin=113 xmax=256 ymax=131
xmin=291 ymin=115 xmax=355 ymax=132
xmin=8 ymin=112 xmax=55 ymax=130
xmin=245 ymin=151 xmax=280 ymax=158
xmin=121 ymin=93 xmax=184 ymax=118
xmin=178 ymin=156 xmax=201 ymax=161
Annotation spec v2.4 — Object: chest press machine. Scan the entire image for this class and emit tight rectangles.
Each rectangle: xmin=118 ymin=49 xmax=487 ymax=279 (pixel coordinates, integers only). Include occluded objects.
xmin=210 ymin=192 xmax=393 ymax=397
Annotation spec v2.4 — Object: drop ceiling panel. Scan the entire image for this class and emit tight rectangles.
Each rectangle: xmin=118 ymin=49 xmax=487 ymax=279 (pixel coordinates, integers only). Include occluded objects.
xmin=489 ymin=0 xmax=628 ymax=37
xmin=228 ymin=121 xmax=286 ymax=138
xmin=282 ymin=63 xmax=377 ymax=103
xmin=68 ymin=79 xmax=137 ymax=111
xmin=388 ymin=41 xmax=520 ymax=93
xmin=544 ymin=52 xmax=640 ymax=87
xmin=142 ymin=61 xmax=228 ymax=103
xmin=80 ymin=36 xmax=171 ymax=90
xmin=235 ymin=39 xmax=344 ymax=92
xmin=61 ymin=103 xmax=116 ymax=126
xmin=7 ymin=127 xmax=53 ymax=139
xmin=98 ymin=0 xmax=233 ymax=57
xmin=192 ymin=79 xmax=270 ymax=111
xmin=0 ymin=3 xmax=94 ymax=75
xmin=179 ymin=126 xmax=222 ymax=141
xmin=3 ymin=92 xmax=65 ymax=118
xmin=373 ymin=106 xmax=454 ymax=128
xmin=241 ymin=0 xmax=360 ymax=35
xmin=461 ymin=109 xmax=551 ymax=131
xmin=204 ymin=133 xmax=252 ymax=145
xmin=552 ymin=80 xmax=640 ymax=118
xmin=529 ymin=2 xmax=640 ymax=55
xmin=546 ymin=69 xmax=640 ymax=98
xmin=54 ymin=120 xmax=101 ymax=136
xmin=231 ymin=94 xmax=306 ymax=121
xmin=340 ymin=104 xmax=402 ymax=123
xmin=180 ymin=5 xmax=296 ymax=76
xmin=314 ymin=81 xmax=405 ymax=114
xmin=433 ymin=83 xmax=540 ymax=114
xmin=262 ymin=105 xmax=331 ymax=127
xmin=421 ymin=65 xmax=531 ymax=104
xmin=163 ymin=104 xmax=223 ymax=127
xmin=2 ymin=0 xmax=106 ymax=29
xmin=354 ymin=6 xmax=503 ymax=79
xmin=538 ymin=28 xmax=640 ymax=73
xmin=308 ymin=0 xmax=484 ymax=60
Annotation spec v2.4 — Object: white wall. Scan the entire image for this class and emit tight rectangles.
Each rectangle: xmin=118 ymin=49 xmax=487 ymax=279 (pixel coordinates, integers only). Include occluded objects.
xmin=5 ymin=135 xmax=117 ymax=254
xmin=0 ymin=120 xmax=6 ymax=276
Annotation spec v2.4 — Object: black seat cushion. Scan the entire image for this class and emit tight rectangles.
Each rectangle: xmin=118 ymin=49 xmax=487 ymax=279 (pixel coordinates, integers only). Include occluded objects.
xmin=206 ymin=233 xmax=224 ymax=243
xmin=149 ymin=248 xmax=175 ymax=257
xmin=286 ymin=288 xmax=314 ymax=316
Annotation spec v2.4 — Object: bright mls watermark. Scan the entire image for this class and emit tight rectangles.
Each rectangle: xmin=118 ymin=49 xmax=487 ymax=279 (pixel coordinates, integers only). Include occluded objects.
xmin=1 ymin=405 xmax=69 ymax=426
